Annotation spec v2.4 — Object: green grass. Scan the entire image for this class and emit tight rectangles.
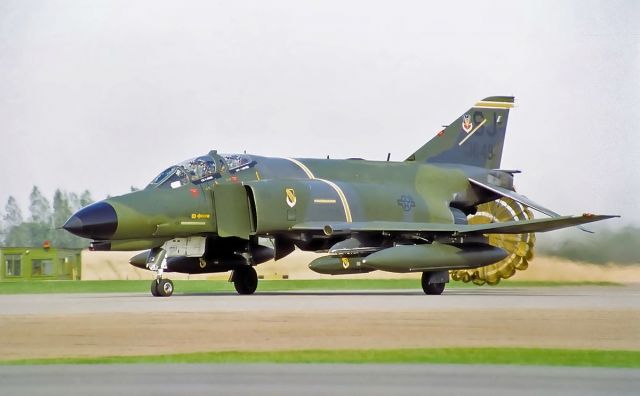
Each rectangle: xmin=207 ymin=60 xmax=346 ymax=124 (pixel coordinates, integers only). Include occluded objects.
xmin=2 ymin=348 xmax=639 ymax=368
xmin=0 ymin=279 xmax=619 ymax=294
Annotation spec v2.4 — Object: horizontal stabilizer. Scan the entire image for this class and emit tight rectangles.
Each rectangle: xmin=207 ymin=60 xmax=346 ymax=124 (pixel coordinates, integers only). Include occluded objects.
xmin=468 ymin=178 xmax=560 ymax=218
xmin=468 ymin=177 xmax=604 ymax=233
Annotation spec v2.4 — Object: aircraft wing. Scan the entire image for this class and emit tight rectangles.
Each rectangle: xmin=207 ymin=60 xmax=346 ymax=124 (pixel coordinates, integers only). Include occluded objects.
xmin=458 ymin=214 xmax=618 ymax=234
xmin=291 ymin=214 xmax=618 ymax=236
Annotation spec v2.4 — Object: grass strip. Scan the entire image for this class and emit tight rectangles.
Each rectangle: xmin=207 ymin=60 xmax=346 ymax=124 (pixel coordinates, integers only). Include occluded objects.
xmin=3 ymin=348 xmax=639 ymax=368
xmin=0 ymin=279 xmax=618 ymax=294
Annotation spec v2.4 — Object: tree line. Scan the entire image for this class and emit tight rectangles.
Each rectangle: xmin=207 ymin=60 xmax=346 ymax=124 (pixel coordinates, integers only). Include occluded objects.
xmin=540 ymin=226 xmax=640 ymax=265
xmin=0 ymin=186 xmax=94 ymax=249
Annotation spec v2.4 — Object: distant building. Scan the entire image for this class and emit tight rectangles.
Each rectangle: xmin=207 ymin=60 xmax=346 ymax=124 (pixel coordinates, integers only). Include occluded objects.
xmin=0 ymin=246 xmax=82 ymax=281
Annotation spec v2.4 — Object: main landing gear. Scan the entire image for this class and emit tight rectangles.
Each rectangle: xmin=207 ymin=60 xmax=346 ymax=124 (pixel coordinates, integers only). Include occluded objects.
xmin=231 ymin=266 xmax=258 ymax=295
xmin=421 ymin=271 xmax=448 ymax=295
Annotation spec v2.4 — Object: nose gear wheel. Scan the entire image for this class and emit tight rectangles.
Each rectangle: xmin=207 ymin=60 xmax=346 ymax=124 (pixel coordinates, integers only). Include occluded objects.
xmin=450 ymin=197 xmax=536 ymax=285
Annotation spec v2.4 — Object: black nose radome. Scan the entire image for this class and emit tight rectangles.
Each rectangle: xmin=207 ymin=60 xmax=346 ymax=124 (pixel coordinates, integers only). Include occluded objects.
xmin=63 ymin=202 xmax=118 ymax=240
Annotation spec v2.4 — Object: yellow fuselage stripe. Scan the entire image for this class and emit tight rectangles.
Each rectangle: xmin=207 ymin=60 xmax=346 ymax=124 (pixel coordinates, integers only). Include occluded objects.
xmin=285 ymin=157 xmax=315 ymax=178
xmin=316 ymin=178 xmax=353 ymax=223
xmin=284 ymin=157 xmax=353 ymax=223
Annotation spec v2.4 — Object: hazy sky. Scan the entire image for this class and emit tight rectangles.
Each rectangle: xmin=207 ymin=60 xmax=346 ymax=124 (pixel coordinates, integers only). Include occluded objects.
xmin=1 ymin=0 xmax=638 ymax=229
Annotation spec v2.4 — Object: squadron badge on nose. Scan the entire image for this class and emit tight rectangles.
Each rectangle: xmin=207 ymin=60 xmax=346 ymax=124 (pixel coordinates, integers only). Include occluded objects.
xmin=285 ymin=188 xmax=297 ymax=208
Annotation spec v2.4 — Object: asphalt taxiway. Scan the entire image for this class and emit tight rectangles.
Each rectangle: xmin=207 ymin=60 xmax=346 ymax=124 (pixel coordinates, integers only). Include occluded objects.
xmin=1 ymin=285 xmax=639 ymax=315
xmin=1 ymin=364 xmax=639 ymax=396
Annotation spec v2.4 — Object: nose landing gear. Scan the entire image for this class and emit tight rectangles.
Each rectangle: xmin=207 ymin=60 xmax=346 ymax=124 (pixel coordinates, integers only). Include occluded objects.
xmin=147 ymin=248 xmax=174 ymax=297
xmin=151 ymin=278 xmax=174 ymax=297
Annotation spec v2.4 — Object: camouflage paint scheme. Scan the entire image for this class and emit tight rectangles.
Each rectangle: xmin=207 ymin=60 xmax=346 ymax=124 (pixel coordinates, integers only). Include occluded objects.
xmin=64 ymin=96 xmax=618 ymax=296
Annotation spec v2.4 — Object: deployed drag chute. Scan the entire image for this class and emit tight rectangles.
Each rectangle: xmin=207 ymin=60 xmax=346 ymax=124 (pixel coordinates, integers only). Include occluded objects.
xmin=451 ymin=197 xmax=536 ymax=285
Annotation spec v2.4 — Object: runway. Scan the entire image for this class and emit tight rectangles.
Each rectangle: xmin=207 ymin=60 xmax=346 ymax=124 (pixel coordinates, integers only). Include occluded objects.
xmin=1 ymin=364 xmax=639 ymax=396
xmin=1 ymin=285 xmax=639 ymax=360
xmin=2 ymin=284 xmax=640 ymax=315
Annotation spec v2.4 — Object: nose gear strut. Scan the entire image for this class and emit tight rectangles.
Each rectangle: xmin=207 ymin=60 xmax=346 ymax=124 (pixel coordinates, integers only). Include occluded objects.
xmin=146 ymin=247 xmax=174 ymax=297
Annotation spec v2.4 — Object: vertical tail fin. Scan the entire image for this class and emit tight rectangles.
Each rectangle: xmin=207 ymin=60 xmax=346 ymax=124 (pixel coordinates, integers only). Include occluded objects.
xmin=406 ymin=96 xmax=514 ymax=169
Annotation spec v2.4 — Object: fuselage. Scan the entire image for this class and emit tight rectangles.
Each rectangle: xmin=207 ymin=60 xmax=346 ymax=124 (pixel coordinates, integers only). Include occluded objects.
xmin=64 ymin=152 xmax=502 ymax=251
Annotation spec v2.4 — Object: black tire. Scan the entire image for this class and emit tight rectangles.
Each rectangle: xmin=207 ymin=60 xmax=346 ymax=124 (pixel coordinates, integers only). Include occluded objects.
xmin=157 ymin=279 xmax=174 ymax=297
xmin=233 ymin=266 xmax=258 ymax=295
xmin=421 ymin=273 xmax=445 ymax=295
xmin=150 ymin=280 xmax=160 ymax=297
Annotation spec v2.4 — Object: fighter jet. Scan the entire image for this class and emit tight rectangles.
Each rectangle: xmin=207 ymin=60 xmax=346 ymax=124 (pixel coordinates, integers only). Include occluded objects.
xmin=63 ymin=96 xmax=617 ymax=297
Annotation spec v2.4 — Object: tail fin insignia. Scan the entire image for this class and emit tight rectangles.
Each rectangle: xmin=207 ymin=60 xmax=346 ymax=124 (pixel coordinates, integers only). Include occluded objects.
xmin=406 ymin=96 xmax=515 ymax=169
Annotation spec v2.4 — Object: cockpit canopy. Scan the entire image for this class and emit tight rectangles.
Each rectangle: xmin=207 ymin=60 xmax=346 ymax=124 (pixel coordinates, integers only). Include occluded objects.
xmin=146 ymin=156 xmax=216 ymax=189
xmin=146 ymin=152 xmax=254 ymax=189
xmin=222 ymin=153 xmax=252 ymax=171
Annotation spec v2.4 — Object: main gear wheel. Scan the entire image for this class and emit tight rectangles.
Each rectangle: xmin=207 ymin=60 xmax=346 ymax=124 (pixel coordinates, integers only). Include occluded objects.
xmin=451 ymin=197 xmax=535 ymax=285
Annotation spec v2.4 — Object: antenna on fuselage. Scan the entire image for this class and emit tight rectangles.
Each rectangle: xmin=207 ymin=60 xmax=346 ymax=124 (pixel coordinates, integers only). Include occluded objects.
xmin=386 ymin=153 xmax=391 ymax=161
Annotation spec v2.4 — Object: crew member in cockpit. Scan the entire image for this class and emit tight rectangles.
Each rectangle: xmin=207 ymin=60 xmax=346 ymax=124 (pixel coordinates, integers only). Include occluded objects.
xmin=187 ymin=158 xmax=209 ymax=181
xmin=218 ymin=159 xmax=227 ymax=173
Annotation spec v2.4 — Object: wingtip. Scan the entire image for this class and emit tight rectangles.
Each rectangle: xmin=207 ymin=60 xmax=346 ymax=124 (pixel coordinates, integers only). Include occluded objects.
xmin=578 ymin=213 xmax=620 ymax=233
xmin=581 ymin=213 xmax=620 ymax=219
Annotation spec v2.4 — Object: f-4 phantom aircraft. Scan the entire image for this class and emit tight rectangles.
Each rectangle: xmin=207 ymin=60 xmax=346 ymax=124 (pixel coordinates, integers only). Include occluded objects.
xmin=64 ymin=96 xmax=617 ymax=296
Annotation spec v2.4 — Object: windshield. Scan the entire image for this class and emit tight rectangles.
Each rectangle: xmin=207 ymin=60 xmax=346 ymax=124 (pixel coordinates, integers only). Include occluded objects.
xmin=149 ymin=166 xmax=178 ymax=186
xmin=146 ymin=156 xmax=217 ymax=189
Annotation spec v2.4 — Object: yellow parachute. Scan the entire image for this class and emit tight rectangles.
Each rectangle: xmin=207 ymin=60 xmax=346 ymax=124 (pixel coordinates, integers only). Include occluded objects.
xmin=450 ymin=197 xmax=535 ymax=285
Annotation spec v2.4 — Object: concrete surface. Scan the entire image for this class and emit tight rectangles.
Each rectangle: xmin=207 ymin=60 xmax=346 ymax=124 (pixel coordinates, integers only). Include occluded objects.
xmin=0 ymin=364 xmax=638 ymax=396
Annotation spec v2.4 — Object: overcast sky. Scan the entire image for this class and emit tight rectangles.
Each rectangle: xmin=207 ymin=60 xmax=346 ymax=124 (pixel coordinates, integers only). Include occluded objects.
xmin=1 ymin=0 xmax=638 ymax=230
